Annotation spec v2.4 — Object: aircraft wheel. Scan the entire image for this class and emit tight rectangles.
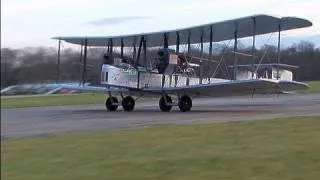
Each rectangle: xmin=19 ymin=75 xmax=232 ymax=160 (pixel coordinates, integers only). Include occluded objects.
xmin=159 ymin=95 xmax=173 ymax=112
xmin=122 ymin=96 xmax=135 ymax=112
xmin=178 ymin=95 xmax=192 ymax=112
xmin=105 ymin=96 xmax=118 ymax=111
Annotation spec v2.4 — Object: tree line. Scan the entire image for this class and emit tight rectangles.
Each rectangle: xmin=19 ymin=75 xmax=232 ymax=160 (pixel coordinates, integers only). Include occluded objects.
xmin=1 ymin=41 xmax=319 ymax=88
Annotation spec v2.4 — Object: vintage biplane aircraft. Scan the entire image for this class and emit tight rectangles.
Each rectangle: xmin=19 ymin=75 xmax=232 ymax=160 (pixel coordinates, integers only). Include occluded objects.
xmin=53 ymin=14 xmax=312 ymax=112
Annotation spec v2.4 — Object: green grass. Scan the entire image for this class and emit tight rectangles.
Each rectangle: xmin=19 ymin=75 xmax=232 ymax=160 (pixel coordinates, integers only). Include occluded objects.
xmin=306 ymin=81 xmax=320 ymax=93
xmin=2 ymin=116 xmax=320 ymax=180
xmin=0 ymin=93 xmax=106 ymax=108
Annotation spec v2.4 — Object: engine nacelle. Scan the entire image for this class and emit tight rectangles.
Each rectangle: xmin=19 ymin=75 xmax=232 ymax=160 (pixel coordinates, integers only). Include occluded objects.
xmin=103 ymin=53 xmax=122 ymax=66
xmin=157 ymin=48 xmax=178 ymax=74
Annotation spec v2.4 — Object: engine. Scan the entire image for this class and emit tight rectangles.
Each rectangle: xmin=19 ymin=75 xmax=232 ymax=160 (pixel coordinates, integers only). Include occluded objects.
xmin=103 ymin=53 xmax=122 ymax=66
xmin=157 ymin=48 xmax=179 ymax=74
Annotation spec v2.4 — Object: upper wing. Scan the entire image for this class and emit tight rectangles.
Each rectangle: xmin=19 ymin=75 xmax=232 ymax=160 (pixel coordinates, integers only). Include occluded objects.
xmin=141 ymin=79 xmax=308 ymax=97
xmin=53 ymin=15 xmax=312 ymax=47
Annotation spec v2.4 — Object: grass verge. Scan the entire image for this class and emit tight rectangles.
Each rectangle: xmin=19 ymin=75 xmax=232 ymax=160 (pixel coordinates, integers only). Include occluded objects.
xmin=306 ymin=81 xmax=320 ymax=93
xmin=2 ymin=116 xmax=320 ymax=180
xmin=0 ymin=93 xmax=106 ymax=109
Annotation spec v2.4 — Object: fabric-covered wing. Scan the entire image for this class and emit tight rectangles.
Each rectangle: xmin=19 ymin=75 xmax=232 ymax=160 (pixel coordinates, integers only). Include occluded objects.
xmin=142 ymin=79 xmax=307 ymax=97
xmin=53 ymin=14 xmax=312 ymax=47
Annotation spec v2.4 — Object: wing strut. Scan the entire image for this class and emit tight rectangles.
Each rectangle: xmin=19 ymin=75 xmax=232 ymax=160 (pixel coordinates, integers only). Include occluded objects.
xmin=233 ymin=22 xmax=238 ymax=80
xmin=79 ymin=42 xmax=83 ymax=85
xmin=120 ymin=38 xmax=124 ymax=58
xmin=187 ymin=30 xmax=191 ymax=53
xmin=208 ymin=25 xmax=213 ymax=81
xmin=81 ymin=39 xmax=88 ymax=85
xmin=110 ymin=39 xmax=113 ymax=53
xmin=56 ymin=39 xmax=61 ymax=82
xmin=276 ymin=19 xmax=282 ymax=80
xmin=143 ymin=38 xmax=147 ymax=68
xmin=164 ymin=33 xmax=168 ymax=48
xmin=199 ymin=29 xmax=204 ymax=84
xmin=107 ymin=39 xmax=110 ymax=52
xmin=136 ymin=36 xmax=144 ymax=66
xmin=132 ymin=38 xmax=136 ymax=65
xmin=79 ymin=43 xmax=83 ymax=62
xmin=251 ymin=17 xmax=256 ymax=79
xmin=176 ymin=31 xmax=180 ymax=53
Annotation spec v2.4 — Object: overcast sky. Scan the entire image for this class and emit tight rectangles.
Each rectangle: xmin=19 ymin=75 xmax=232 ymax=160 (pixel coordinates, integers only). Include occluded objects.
xmin=1 ymin=0 xmax=319 ymax=48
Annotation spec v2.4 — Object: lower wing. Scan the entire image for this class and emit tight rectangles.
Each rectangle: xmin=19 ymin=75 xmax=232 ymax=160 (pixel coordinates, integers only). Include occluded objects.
xmin=142 ymin=79 xmax=308 ymax=97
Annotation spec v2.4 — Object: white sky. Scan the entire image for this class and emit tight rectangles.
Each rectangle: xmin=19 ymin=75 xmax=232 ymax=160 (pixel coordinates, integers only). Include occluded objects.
xmin=1 ymin=0 xmax=320 ymax=48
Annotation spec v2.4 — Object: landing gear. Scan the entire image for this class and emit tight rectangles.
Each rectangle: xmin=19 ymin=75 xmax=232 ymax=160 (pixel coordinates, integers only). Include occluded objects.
xmin=159 ymin=95 xmax=173 ymax=112
xmin=178 ymin=95 xmax=192 ymax=112
xmin=122 ymin=96 xmax=135 ymax=112
xmin=105 ymin=96 xmax=118 ymax=111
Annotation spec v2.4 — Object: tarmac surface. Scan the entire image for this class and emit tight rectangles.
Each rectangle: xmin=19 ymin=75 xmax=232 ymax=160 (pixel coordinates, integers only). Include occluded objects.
xmin=2 ymin=93 xmax=320 ymax=139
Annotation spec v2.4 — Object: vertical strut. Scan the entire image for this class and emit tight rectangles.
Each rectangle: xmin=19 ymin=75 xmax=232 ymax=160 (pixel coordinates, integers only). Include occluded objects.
xmin=209 ymin=25 xmax=213 ymax=81
xmin=200 ymin=30 xmax=203 ymax=84
xmin=82 ymin=39 xmax=88 ymax=85
xmin=164 ymin=33 xmax=168 ymax=48
xmin=120 ymin=38 xmax=124 ymax=58
xmin=56 ymin=39 xmax=61 ymax=82
xmin=277 ymin=19 xmax=281 ymax=80
xmin=110 ymin=39 xmax=113 ymax=53
xmin=132 ymin=37 xmax=136 ymax=65
xmin=187 ymin=31 xmax=191 ymax=54
xmin=176 ymin=32 xmax=180 ymax=53
xmin=79 ymin=42 xmax=83 ymax=85
xmin=143 ymin=38 xmax=147 ymax=68
xmin=79 ymin=43 xmax=83 ymax=62
xmin=136 ymin=36 xmax=144 ymax=65
xmin=251 ymin=17 xmax=256 ymax=79
xmin=233 ymin=23 xmax=238 ymax=80
xmin=209 ymin=25 xmax=213 ymax=61
xmin=107 ymin=40 xmax=110 ymax=53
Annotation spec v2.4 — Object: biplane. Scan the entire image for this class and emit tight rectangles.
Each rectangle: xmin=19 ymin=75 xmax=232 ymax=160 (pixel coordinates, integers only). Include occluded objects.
xmin=53 ymin=14 xmax=312 ymax=112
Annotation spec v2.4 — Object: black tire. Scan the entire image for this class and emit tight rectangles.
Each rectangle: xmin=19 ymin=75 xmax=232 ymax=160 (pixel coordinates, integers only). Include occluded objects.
xmin=159 ymin=95 xmax=173 ymax=112
xmin=105 ymin=96 xmax=118 ymax=111
xmin=122 ymin=96 xmax=135 ymax=112
xmin=178 ymin=95 xmax=192 ymax=112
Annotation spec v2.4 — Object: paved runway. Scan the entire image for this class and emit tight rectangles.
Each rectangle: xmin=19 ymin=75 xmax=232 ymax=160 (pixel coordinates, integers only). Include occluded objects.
xmin=2 ymin=94 xmax=320 ymax=138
